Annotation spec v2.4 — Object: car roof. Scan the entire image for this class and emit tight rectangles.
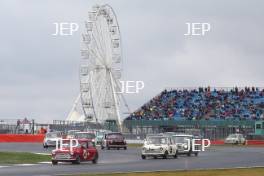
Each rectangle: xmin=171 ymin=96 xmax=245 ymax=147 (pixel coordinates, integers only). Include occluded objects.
xmin=147 ymin=135 xmax=167 ymax=138
xmin=172 ymin=134 xmax=193 ymax=137
xmin=75 ymin=132 xmax=95 ymax=134
xmin=146 ymin=133 xmax=163 ymax=136
xmin=164 ymin=132 xmax=176 ymax=134
xmin=106 ymin=132 xmax=122 ymax=135
xmin=63 ymin=139 xmax=91 ymax=142
xmin=229 ymin=133 xmax=242 ymax=135
xmin=47 ymin=131 xmax=61 ymax=134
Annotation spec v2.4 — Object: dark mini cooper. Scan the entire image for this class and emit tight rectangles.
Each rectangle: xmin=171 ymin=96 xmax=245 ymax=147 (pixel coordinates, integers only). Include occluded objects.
xmin=101 ymin=132 xmax=127 ymax=150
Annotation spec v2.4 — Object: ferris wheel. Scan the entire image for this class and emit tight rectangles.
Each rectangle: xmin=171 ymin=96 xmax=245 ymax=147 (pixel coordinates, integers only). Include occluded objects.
xmin=79 ymin=4 xmax=124 ymax=128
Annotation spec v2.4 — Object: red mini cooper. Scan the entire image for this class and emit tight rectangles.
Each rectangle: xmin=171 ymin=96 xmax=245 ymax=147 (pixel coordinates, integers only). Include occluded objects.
xmin=51 ymin=139 xmax=98 ymax=165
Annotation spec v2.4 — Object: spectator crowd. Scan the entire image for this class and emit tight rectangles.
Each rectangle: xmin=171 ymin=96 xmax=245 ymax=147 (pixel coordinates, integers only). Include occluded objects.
xmin=127 ymin=87 xmax=264 ymax=121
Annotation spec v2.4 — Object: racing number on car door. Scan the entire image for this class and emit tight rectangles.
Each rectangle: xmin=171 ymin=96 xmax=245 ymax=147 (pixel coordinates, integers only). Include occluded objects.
xmin=83 ymin=149 xmax=88 ymax=160
xmin=169 ymin=139 xmax=173 ymax=154
xmin=169 ymin=146 xmax=173 ymax=154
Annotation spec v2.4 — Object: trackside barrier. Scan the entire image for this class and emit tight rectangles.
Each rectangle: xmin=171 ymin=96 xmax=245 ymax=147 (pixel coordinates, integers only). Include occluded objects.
xmin=246 ymin=140 xmax=264 ymax=145
xmin=198 ymin=140 xmax=224 ymax=145
xmin=0 ymin=135 xmax=264 ymax=145
xmin=0 ymin=134 xmax=45 ymax=143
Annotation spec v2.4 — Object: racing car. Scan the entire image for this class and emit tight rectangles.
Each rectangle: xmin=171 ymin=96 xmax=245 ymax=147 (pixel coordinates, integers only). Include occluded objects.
xmin=51 ymin=139 xmax=98 ymax=165
xmin=224 ymin=133 xmax=246 ymax=145
xmin=74 ymin=131 xmax=97 ymax=145
xmin=101 ymin=132 xmax=127 ymax=150
xmin=66 ymin=130 xmax=80 ymax=139
xmin=171 ymin=134 xmax=199 ymax=156
xmin=141 ymin=135 xmax=178 ymax=159
xmin=43 ymin=131 xmax=63 ymax=148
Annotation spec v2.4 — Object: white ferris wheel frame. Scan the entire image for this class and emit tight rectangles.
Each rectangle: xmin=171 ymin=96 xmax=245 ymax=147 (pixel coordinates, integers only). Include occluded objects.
xmin=79 ymin=4 xmax=124 ymax=128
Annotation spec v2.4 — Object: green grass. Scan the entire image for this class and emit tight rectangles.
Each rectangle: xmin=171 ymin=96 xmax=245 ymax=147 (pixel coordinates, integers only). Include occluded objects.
xmin=0 ymin=152 xmax=51 ymax=164
xmin=74 ymin=167 xmax=264 ymax=176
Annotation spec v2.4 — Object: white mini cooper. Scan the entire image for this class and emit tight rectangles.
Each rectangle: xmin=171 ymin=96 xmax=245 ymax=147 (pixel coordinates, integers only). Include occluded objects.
xmin=141 ymin=135 xmax=178 ymax=159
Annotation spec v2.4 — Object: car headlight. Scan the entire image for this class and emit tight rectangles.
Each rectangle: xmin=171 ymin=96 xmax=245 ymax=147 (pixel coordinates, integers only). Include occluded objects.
xmin=51 ymin=150 xmax=56 ymax=155
xmin=160 ymin=147 xmax=163 ymax=151
xmin=184 ymin=144 xmax=188 ymax=149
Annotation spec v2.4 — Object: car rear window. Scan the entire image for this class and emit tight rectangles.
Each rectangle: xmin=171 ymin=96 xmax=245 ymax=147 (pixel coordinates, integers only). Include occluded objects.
xmin=76 ymin=133 xmax=95 ymax=139
xmin=172 ymin=136 xmax=190 ymax=144
xmin=107 ymin=134 xmax=123 ymax=139
xmin=147 ymin=137 xmax=167 ymax=145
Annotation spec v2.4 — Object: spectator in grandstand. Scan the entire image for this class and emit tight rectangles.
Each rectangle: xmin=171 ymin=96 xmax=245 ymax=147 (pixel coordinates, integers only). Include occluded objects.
xmin=127 ymin=87 xmax=264 ymax=121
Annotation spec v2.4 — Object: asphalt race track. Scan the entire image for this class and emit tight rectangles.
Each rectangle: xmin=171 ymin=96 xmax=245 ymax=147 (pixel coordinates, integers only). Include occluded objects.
xmin=0 ymin=143 xmax=264 ymax=176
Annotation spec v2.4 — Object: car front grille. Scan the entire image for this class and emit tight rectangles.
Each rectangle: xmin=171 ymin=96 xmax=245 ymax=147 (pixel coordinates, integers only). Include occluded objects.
xmin=55 ymin=153 xmax=71 ymax=160
xmin=144 ymin=149 xmax=161 ymax=154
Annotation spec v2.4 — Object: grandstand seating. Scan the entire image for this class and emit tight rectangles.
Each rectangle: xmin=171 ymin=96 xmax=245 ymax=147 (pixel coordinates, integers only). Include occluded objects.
xmin=126 ymin=87 xmax=264 ymax=121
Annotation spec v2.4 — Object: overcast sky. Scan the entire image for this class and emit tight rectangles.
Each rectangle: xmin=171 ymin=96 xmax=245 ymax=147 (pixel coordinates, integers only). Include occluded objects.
xmin=0 ymin=0 xmax=263 ymax=123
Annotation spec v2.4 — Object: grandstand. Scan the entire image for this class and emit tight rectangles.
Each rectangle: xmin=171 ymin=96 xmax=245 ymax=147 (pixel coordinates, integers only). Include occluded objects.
xmin=124 ymin=87 xmax=264 ymax=139
xmin=126 ymin=87 xmax=264 ymax=121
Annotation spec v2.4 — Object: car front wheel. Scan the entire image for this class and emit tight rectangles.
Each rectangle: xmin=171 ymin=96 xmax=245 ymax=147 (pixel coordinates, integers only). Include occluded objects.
xmin=163 ymin=151 xmax=168 ymax=159
xmin=52 ymin=160 xmax=58 ymax=165
xmin=187 ymin=150 xmax=191 ymax=156
xmin=73 ymin=156 xmax=81 ymax=164
xmin=174 ymin=151 xmax=178 ymax=159
xmin=92 ymin=153 xmax=98 ymax=164
xmin=141 ymin=155 xmax=146 ymax=159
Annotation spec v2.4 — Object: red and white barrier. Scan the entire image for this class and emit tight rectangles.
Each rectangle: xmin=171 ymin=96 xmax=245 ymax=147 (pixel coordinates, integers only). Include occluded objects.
xmin=0 ymin=134 xmax=45 ymax=143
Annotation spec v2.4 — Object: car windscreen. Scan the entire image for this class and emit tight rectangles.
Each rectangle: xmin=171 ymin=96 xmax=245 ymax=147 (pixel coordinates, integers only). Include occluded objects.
xmin=76 ymin=133 xmax=95 ymax=139
xmin=172 ymin=136 xmax=190 ymax=144
xmin=61 ymin=140 xmax=81 ymax=148
xmin=46 ymin=132 xmax=61 ymax=138
xmin=147 ymin=137 xmax=167 ymax=145
xmin=68 ymin=131 xmax=80 ymax=135
xmin=227 ymin=134 xmax=238 ymax=138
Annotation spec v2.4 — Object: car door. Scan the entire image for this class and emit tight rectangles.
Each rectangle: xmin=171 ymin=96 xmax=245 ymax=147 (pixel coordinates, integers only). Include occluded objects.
xmin=79 ymin=142 xmax=87 ymax=161
xmin=238 ymin=134 xmax=245 ymax=144
xmin=87 ymin=141 xmax=96 ymax=160
xmin=170 ymin=138 xmax=177 ymax=154
xmin=102 ymin=134 xmax=107 ymax=147
xmin=168 ymin=138 xmax=175 ymax=155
